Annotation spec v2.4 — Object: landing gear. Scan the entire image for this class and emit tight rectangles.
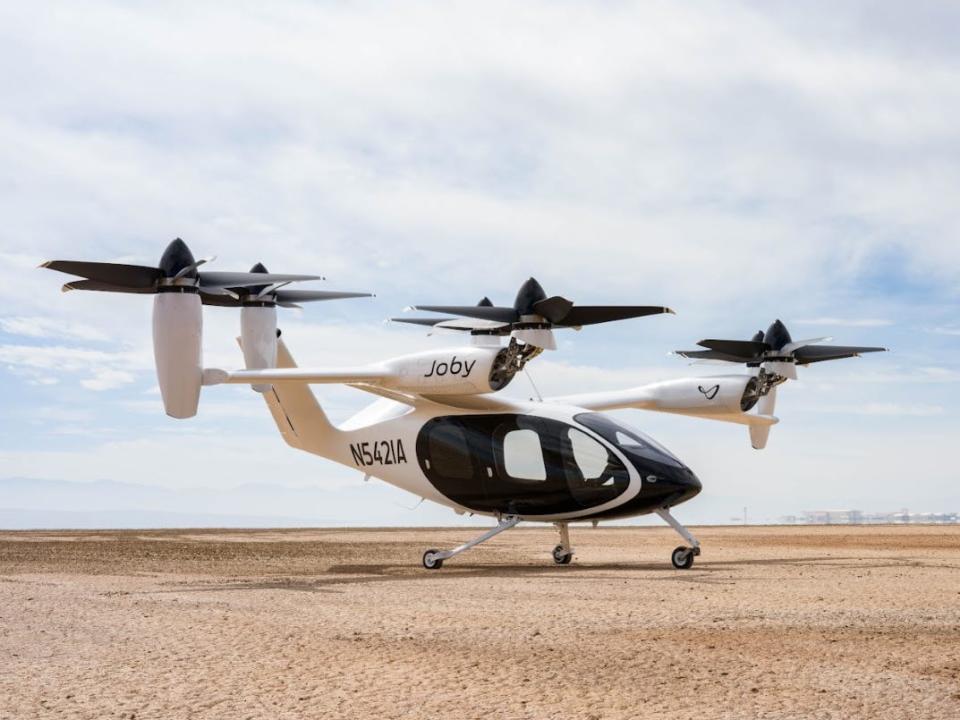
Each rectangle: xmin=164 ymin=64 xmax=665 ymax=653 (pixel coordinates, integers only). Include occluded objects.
xmin=552 ymin=522 xmax=573 ymax=565
xmin=671 ymin=545 xmax=695 ymax=569
xmin=420 ymin=515 xmax=520 ymax=569
xmin=655 ymin=507 xmax=701 ymax=570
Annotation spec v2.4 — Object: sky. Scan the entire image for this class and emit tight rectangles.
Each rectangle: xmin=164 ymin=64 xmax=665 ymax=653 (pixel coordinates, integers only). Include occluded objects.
xmin=0 ymin=1 xmax=958 ymax=527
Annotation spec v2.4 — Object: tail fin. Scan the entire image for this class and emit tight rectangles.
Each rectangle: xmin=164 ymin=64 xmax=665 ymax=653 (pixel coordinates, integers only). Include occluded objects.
xmin=261 ymin=338 xmax=338 ymax=451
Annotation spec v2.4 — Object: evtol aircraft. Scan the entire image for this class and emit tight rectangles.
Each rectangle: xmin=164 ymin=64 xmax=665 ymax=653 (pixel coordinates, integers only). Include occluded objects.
xmin=42 ymin=239 xmax=887 ymax=570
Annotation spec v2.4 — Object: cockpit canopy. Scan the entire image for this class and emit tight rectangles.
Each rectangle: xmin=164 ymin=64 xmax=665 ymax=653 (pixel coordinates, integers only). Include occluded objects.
xmin=574 ymin=413 xmax=685 ymax=469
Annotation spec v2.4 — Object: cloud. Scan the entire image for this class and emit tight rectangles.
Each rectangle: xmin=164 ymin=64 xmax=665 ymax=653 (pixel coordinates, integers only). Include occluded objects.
xmin=0 ymin=344 xmax=136 ymax=371
xmin=0 ymin=343 xmax=150 ymax=388
xmin=0 ymin=315 xmax=110 ymax=341
xmin=819 ymin=402 xmax=945 ymax=417
xmin=794 ymin=317 xmax=893 ymax=328
xmin=80 ymin=369 xmax=136 ymax=391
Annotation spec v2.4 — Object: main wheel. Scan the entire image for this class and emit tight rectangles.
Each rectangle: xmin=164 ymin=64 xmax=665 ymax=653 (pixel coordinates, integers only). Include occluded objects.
xmin=671 ymin=545 xmax=695 ymax=570
xmin=552 ymin=544 xmax=573 ymax=565
xmin=422 ymin=549 xmax=443 ymax=570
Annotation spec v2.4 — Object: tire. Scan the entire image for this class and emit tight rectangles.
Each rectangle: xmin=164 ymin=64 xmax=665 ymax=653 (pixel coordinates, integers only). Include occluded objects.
xmin=552 ymin=544 xmax=573 ymax=565
xmin=671 ymin=545 xmax=694 ymax=570
xmin=422 ymin=549 xmax=443 ymax=570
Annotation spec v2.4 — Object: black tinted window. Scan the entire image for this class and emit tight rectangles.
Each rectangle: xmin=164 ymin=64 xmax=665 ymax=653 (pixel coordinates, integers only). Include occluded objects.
xmin=427 ymin=422 xmax=473 ymax=479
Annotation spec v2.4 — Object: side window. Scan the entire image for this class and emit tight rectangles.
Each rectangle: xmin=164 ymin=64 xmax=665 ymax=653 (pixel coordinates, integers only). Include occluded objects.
xmin=428 ymin=423 xmax=473 ymax=479
xmin=501 ymin=429 xmax=547 ymax=481
xmin=568 ymin=429 xmax=613 ymax=484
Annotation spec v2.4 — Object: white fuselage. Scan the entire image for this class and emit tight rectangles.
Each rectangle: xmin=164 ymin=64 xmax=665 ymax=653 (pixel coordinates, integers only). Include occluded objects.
xmin=267 ymin=382 xmax=701 ymax=523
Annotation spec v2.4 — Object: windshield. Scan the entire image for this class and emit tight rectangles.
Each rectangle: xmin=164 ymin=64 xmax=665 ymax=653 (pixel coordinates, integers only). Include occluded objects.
xmin=574 ymin=413 xmax=684 ymax=468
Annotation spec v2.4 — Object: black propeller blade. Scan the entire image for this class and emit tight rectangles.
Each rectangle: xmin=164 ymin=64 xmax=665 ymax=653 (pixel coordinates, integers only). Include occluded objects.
xmin=793 ymin=344 xmax=887 ymax=365
xmin=531 ymin=295 xmax=573 ymax=322
xmin=42 ymin=261 xmax=161 ymax=289
xmin=392 ymin=317 xmax=460 ymax=327
xmin=198 ymin=271 xmax=322 ymax=288
xmin=557 ymin=305 xmax=674 ymax=327
xmin=61 ymin=279 xmax=157 ymax=294
xmin=410 ymin=304 xmax=520 ymax=324
xmin=672 ymin=348 xmax=756 ymax=363
xmin=694 ymin=339 xmax=770 ymax=361
xmin=274 ymin=289 xmax=372 ymax=303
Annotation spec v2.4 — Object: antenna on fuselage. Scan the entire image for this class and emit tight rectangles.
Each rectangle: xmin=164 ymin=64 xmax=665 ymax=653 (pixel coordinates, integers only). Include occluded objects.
xmin=523 ymin=367 xmax=543 ymax=402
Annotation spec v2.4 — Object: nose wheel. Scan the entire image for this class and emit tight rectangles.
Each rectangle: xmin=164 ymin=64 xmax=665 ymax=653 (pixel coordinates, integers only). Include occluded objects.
xmin=656 ymin=507 xmax=701 ymax=570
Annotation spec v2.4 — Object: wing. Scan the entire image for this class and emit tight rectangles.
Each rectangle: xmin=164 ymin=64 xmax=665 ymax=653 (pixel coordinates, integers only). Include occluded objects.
xmin=203 ymin=366 xmax=389 ymax=386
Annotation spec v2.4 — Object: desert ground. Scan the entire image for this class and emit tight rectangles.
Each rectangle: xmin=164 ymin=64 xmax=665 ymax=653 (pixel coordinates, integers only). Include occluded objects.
xmin=0 ymin=525 xmax=958 ymax=720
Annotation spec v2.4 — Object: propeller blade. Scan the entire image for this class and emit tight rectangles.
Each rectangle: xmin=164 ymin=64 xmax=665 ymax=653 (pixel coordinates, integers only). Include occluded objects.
xmin=199 ymin=286 xmax=244 ymax=307
xmin=674 ymin=348 xmax=754 ymax=363
xmin=273 ymin=289 xmax=374 ymax=303
xmin=434 ymin=318 xmax=510 ymax=331
xmin=255 ymin=281 xmax=291 ymax=299
xmin=276 ymin=302 xmax=303 ymax=309
xmin=41 ymin=260 xmax=161 ymax=288
xmin=199 ymin=292 xmax=243 ymax=307
xmin=62 ymin=279 xmax=156 ymax=294
xmin=197 ymin=271 xmax=322 ymax=288
xmin=391 ymin=317 xmax=509 ymax=333
xmin=204 ymin=286 xmax=240 ymax=298
xmin=697 ymin=339 xmax=770 ymax=359
xmin=413 ymin=305 xmax=520 ymax=323
xmin=532 ymin=295 xmax=574 ymax=323
xmin=173 ymin=256 xmax=216 ymax=280
xmin=690 ymin=359 xmax=743 ymax=366
xmin=793 ymin=345 xmax=887 ymax=365
xmin=391 ymin=317 xmax=454 ymax=327
xmin=781 ymin=337 xmax=833 ymax=354
xmin=558 ymin=305 xmax=674 ymax=327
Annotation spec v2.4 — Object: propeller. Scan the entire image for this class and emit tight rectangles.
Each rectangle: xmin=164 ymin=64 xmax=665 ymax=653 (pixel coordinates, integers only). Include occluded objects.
xmin=199 ymin=262 xmax=372 ymax=308
xmin=393 ymin=278 xmax=672 ymax=349
xmin=676 ymin=319 xmax=887 ymax=451
xmin=43 ymin=239 xmax=323 ymax=295
xmin=675 ymin=319 xmax=887 ymax=375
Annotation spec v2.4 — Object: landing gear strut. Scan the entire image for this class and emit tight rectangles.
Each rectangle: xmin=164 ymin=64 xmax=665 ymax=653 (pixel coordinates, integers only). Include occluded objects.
xmin=422 ymin=515 xmax=521 ymax=570
xmin=552 ymin=522 xmax=573 ymax=565
xmin=655 ymin=507 xmax=701 ymax=570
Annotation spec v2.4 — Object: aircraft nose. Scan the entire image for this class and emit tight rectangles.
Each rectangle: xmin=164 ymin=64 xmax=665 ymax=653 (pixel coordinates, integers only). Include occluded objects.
xmin=644 ymin=463 xmax=702 ymax=506
xmin=670 ymin=464 xmax=702 ymax=501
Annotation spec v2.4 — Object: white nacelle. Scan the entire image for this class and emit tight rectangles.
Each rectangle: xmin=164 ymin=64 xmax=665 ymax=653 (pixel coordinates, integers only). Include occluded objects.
xmin=152 ymin=292 xmax=202 ymax=419
xmin=379 ymin=347 xmax=500 ymax=395
xmin=241 ymin=305 xmax=278 ymax=393
xmin=636 ymin=375 xmax=755 ymax=420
